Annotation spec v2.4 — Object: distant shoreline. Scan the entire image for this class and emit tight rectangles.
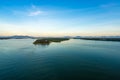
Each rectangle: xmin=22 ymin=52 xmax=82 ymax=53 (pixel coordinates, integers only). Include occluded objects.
xmin=74 ymin=38 xmax=120 ymax=42
xmin=0 ymin=36 xmax=120 ymax=42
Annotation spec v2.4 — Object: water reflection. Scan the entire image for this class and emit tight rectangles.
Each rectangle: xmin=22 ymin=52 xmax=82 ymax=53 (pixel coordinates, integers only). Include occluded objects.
xmin=33 ymin=42 xmax=50 ymax=46
xmin=33 ymin=41 xmax=64 ymax=47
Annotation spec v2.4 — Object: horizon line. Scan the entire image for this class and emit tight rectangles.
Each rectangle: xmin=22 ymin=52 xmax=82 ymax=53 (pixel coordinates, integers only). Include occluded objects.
xmin=0 ymin=35 xmax=120 ymax=37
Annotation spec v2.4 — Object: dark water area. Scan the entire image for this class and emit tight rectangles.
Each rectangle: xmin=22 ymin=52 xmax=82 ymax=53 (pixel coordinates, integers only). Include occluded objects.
xmin=0 ymin=39 xmax=120 ymax=80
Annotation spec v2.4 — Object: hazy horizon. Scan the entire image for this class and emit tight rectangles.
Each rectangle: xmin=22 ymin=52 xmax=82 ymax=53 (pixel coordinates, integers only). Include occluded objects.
xmin=0 ymin=0 xmax=120 ymax=36
xmin=0 ymin=34 xmax=120 ymax=37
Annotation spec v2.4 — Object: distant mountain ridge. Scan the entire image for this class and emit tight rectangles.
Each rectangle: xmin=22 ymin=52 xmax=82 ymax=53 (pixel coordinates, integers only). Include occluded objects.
xmin=0 ymin=35 xmax=35 ymax=39
xmin=10 ymin=36 xmax=35 ymax=39
xmin=0 ymin=35 xmax=120 ymax=39
xmin=74 ymin=36 xmax=120 ymax=39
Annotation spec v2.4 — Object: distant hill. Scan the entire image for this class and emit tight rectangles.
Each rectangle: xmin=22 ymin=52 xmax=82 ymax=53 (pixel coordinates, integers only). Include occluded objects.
xmin=73 ymin=36 xmax=120 ymax=42
xmin=10 ymin=36 xmax=35 ymax=39
xmin=0 ymin=36 xmax=35 ymax=39
xmin=74 ymin=36 xmax=120 ymax=39
xmin=73 ymin=36 xmax=81 ymax=39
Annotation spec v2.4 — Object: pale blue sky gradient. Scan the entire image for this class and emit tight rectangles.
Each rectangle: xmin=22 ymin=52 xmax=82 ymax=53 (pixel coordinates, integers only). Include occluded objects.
xmin=0 ymin=0 xmax=120 ymax=36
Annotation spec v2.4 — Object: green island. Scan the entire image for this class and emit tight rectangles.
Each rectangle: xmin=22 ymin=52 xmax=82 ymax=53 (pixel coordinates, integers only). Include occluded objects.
xmin=33 ymin=38 xmax=70 ymax=45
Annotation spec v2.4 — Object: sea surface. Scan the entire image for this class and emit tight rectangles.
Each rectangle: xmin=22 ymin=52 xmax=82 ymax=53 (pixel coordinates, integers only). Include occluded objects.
xmin=0 ymin=39 xmax=120 ymax=80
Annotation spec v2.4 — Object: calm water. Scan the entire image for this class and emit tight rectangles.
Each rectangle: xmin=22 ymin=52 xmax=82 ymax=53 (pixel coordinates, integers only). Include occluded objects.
xmin=0 ymin=39 xmax=120 ymax=80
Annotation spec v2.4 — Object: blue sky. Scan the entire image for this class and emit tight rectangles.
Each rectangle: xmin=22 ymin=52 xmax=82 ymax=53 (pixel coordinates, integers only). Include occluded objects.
xmin=0 ymin=0 xmax=120 ymax=36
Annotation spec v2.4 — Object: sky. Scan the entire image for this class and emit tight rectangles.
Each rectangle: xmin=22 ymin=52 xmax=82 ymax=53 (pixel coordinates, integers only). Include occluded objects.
xmin=0 ymin=0 xmax=120 ymax=37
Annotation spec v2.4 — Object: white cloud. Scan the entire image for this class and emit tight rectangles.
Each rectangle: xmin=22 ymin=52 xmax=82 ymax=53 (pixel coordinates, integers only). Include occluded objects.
xmin=28 ymin=4 xmax=44 ymax=16
xmin=28 ymin=10 xmax=43 ymax=16
xmin=13 ymin=4 xmax=44 ymax=16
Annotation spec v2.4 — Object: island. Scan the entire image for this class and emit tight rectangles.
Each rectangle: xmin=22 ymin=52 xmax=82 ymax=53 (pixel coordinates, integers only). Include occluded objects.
xmin=33 ymin=38 xmax=70 ymax=45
